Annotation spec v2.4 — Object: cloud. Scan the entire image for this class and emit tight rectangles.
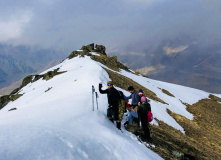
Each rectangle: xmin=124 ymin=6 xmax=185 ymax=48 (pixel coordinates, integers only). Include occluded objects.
xmin=0 ymin=0 xmax=220 ymax=54
xmin=118 ymin=51 xmax=146 ymax=56
xmin=0 ymin=11 xmax=32 ymax=42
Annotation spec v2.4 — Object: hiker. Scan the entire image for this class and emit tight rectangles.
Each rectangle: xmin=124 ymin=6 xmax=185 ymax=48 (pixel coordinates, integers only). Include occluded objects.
xmin=124 ymin=86 xmax=140 ymax=109
xmin=124 ymin=104 xmax=138 ymax=124
xmin=138 ymin=96 xmax=151 ymax=140
xmin=99 ymin=81 xmax=122 ymax=130
xmin=124 ymin=103 xmax=139 ymax=132
xmin=138 ymin=89 xmax=144 ymax=102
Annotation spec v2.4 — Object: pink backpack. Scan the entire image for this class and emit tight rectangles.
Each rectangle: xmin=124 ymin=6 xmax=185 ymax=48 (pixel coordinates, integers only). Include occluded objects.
xmin=147 ymin=111 xmax=153 ymax=122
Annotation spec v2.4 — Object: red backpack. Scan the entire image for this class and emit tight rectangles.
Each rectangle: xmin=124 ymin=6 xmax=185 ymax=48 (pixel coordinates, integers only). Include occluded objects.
xmin=147 ymin=111 xmax=153 ymax=122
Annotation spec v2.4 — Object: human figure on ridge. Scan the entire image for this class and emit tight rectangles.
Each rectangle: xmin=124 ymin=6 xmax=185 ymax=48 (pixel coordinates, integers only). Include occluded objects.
xmin=124 ymin=86 xmax=140 ymax=109
xmin=124 ymin=103 xmax=138 ymax=125
xmin=124 ymin=103 xmax=139 ymax=133
xmin=99 ymin=81 xmax=123 ymax=130
xmin=138 ymin=96 xmax=151 ymax=140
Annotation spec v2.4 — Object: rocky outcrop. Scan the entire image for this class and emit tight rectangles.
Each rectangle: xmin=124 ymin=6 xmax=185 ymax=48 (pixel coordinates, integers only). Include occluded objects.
xmin=81 ymin=43 xmax=106 ymax=55
xmin=95 ymin=44 xmax=106 ymax=55
xmin=0 ymin=94 xmax=22 ymax=110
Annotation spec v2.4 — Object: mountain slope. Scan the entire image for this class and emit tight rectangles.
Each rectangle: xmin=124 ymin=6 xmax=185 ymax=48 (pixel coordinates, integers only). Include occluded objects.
xmin=0 ymin=54 xmax=162 ymax=160
xmin=0 ymin=43 xmax=66 ymax=90
xmin=111 ymin=40 xmax=221 ymax=94
xmin=0 ymin=46 xmax=220 ymax=159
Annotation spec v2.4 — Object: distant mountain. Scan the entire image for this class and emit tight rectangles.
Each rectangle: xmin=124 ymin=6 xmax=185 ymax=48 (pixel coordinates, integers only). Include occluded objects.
xmin=110 ymin=39 xmax=221 ymax=93
xmin=0 ymin=45 xmax=220 ymax=159
xmin=0 ymin=43 xmax=67 ymax=94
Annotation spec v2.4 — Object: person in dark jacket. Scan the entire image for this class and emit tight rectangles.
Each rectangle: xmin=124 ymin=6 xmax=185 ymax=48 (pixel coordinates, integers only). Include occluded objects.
xmin=99 ymin=81 xmax=122 ymax=130
xmin=138 ymin=96 xmax=151 ymax=140
xmin=124 ymin=86 xmax=140 ymax=109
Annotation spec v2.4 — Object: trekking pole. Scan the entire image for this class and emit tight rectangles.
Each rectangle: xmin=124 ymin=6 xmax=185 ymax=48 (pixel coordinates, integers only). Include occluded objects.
xmin=95 ymin=92 xmax=99 ymax=110
xmin=92 ymin=85 xmax=95 ymax=111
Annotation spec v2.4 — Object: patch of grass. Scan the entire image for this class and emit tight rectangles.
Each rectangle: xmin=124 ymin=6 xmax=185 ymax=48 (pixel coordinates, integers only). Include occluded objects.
xmin=134 ymin=71 xmax=149 ymax=78
xmin=126 ymin=96 xmax=221 ymax=159
xmin=158 ymin=88 xmax=175 ymax=97
xmin=0 ymin=94 xmax=22 ymax=110
xmin=8 ymin=108 xmax=17 ymax=111
xmin=103 ymin=67 xmax=167 ymax=104
xmin=165 ymin=97 xmax=221 ymax=159
xmin=209 ymin=94 xmax=221 ymax=102
xmin=45 ymin=87 xmax=52 ymax=92
xmin=68 ymin=50 xmax=92 ymax=59
xmin=92 ymin=55 xmax=130 ymax=72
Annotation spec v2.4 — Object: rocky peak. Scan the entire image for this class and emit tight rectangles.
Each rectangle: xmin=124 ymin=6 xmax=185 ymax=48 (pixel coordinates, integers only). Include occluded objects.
xmin=81 ymin=43 xmax=106 ymax=55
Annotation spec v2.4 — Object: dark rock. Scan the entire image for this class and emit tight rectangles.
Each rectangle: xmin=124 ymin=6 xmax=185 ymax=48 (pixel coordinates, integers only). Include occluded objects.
xmin=95 ymin=44 xmax=106 ymax=55
xmin=8 ymin=108 xmax=17 ymax=111
xmin=81 ymin=43 xmax=95 ymax=52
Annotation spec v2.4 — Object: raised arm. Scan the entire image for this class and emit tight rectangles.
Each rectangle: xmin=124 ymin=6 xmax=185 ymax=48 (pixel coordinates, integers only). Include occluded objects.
xmin=99 ymin=83 xmax=108 ymax=94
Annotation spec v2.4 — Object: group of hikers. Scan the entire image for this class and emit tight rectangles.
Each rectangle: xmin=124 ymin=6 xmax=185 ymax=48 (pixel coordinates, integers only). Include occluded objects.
xmin=99 ymin=81 xmax=151 ymax=140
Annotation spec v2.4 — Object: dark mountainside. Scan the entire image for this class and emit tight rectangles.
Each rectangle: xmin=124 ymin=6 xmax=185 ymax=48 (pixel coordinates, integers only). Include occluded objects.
xmin=1 ymin=43 xmax=221 ymax=159
xmin=110 ymin=39 xmax=221 ymax=94
xmin=0 ymin=44 xmax=67 ymax=94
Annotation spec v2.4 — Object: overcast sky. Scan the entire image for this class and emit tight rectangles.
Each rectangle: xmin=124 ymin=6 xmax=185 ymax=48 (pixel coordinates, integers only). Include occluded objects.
xmin=0 ymin=0 xmax=221 ymax=53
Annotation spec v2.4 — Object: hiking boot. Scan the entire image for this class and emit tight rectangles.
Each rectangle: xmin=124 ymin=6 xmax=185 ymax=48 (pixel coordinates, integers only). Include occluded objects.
xmin=146 ymin=137 xmax=153 ymax=143
xmin=109 ymin=118 xmax=114 ymax=123
xmin=117 ymin=122 xmax=121 ymax=130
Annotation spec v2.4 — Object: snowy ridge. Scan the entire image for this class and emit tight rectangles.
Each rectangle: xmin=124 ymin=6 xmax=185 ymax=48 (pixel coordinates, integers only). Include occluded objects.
xmin=98 ymin=61 xmax=211 ymax=133
xmin=0 ymin=56 xmax=162 ymax=160
xmin=0 ymin=55 xmax=217 ymax=159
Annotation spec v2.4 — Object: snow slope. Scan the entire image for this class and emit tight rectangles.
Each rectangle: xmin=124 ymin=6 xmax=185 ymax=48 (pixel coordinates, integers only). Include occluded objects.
xmin=99 ymin=64 xmax=212 ymax=133
xmin=0 ymin=56 xmax=162 ymax=160
xmin=0 ymin=55 xmax=218 ymax=160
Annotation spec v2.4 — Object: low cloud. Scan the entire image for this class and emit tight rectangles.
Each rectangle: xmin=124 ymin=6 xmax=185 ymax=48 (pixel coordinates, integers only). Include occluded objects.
xmin=118 ymin=51 xmax=146 ymax=56
xmin=0 ymin=0 xmax=220 ymax=54
xmin=0 ymin=11 xmax=32 ymax=42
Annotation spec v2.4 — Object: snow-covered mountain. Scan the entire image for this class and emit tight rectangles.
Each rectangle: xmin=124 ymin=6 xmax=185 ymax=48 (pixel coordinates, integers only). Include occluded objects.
xmin=0 ymin=46 xmax=220 ymax=160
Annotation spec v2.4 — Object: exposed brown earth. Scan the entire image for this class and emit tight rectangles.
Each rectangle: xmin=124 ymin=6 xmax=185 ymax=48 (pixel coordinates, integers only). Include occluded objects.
xmin=103 ymin=67 xmax=167 ymax=104
xmin=133 ymin=95 xmax=221 ymax=160
xmin=96 ymin=52 xmax=221 ymax=159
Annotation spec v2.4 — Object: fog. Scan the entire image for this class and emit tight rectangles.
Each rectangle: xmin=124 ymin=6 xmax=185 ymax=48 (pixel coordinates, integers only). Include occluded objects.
xmin=0 ymin=0 xmax=220 ymax=53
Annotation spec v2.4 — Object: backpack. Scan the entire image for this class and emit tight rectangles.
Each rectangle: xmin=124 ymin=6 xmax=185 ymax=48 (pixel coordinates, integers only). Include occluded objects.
xmin=147 ymin=111 xmax=153 ymax=122
xmin=118 ymin=90 xmax=124 ymax=100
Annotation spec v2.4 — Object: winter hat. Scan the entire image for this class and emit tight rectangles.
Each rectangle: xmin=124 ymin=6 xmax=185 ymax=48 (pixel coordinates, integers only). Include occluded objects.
xmin=126 ymin=104 xmax=132 ymax=108
xmin=138 ymin=89 xmax=143 ymax=95
xmin=141 ymin=96 xmax=147 ymax=103
xmin=107 ymin=81 xmax=113 ymax=85
xmin=128 ymin=86 xmax=134 ymax=91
